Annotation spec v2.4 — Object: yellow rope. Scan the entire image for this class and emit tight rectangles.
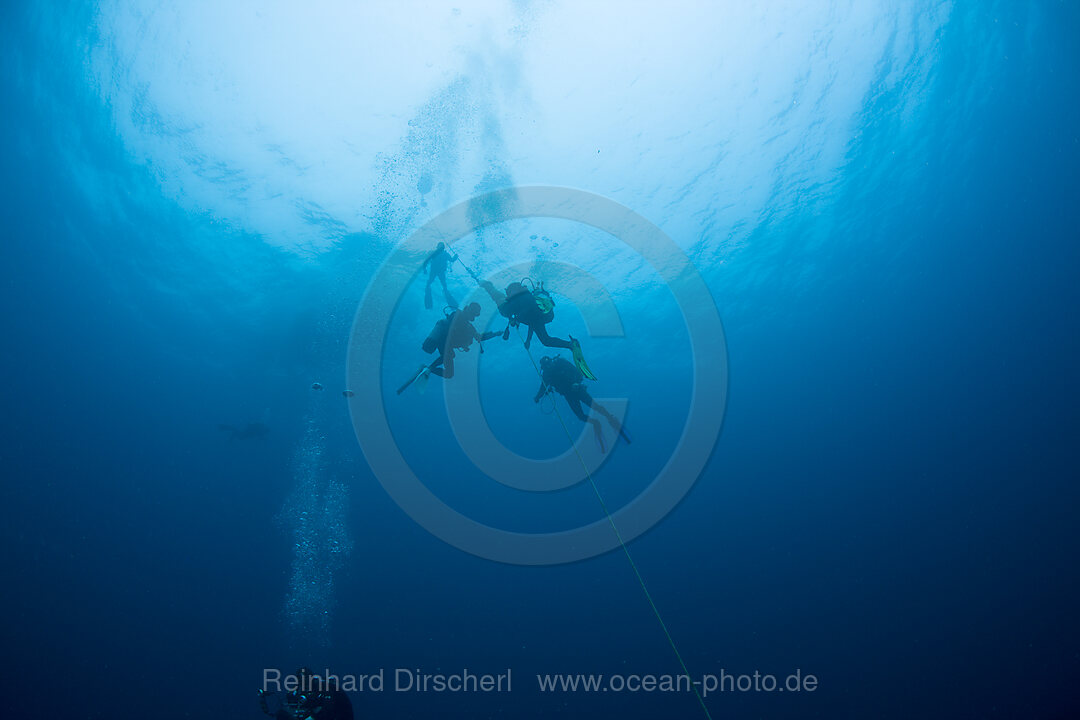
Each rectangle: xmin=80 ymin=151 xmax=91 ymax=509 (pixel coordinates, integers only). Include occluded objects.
xmin=517 ymin=329 xmax=713 ymax=720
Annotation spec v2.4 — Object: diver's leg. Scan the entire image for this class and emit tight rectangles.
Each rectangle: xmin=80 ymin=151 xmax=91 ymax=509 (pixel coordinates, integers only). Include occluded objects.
xmin=424 ymin=273 xmax=434 ymax=309
xmin=566 ymin=395 xmax=590 ymax=423
xmin=429 ymin=354 xmax=449 ymax=377
xmin=583 ymin=391 xmax=617 ymax=425
xmin=583 ymin=391 xmax=630 ymax=443
xmin=531 ymin=323 xmax=573 ymax=350
xmin=570 ymin=395 xmax=606 ymax=452
xmin=439 ymin=273 xmax=457 ymax=308
xmin=566 ymin=393 xmax=605 ymax=450
xmin=441 ymin=351 xmax=456 ymax=379
xmin=591 ymin=419 xmax=606 ymax=453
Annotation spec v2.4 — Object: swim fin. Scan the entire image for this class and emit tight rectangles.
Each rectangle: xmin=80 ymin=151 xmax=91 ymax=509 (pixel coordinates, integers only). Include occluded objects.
xmin=414 ymin=367 xmax=431 ymax=395
xmin=618 ymin=425 xmax=632 ymax=445
xmin=424 ymin=284 xmax=433 ymax=310
xmin=593 ymin=422 xmax=607 ymax=454
xmin=397 ymin=364 xmax=431 ymax=395
xmin=570 ymin=337 xmax=597 ymax=381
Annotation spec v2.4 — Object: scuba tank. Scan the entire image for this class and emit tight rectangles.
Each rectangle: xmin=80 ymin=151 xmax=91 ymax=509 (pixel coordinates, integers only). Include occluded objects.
xmin=423 ymin=306 xmax=483 ymax=354
xmin=422 ymin=309 xmax=455 ymax=354
xmin=521 ymin=277 xmax=555 ymax=323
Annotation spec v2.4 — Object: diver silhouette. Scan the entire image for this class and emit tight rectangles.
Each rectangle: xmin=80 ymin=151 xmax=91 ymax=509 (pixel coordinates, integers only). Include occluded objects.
xmin=534 ymin=355 xmax=628 ymax=452
xmin=397 ymin=301 xmax=503 ymax=394
xmin=479 ymin=278 xmax=596 ymax=380
xmin=422 ymin=242 xmax=457 ymax=310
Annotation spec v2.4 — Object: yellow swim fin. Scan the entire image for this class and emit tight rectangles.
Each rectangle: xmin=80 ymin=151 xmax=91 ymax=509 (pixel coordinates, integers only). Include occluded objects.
xmin=570 ymin=337 xmax=597 ymax=381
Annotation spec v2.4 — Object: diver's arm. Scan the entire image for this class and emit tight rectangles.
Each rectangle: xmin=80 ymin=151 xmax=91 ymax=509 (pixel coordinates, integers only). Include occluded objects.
xmin=534 ymin=380 xmax=548 ymax=403
xmin=479 ymin=280 xmax=504 ymax=304
xmin=525 ymin=325 xmax=534 ymax=349
xmin=475 ymin=328 xmax=503 ymax=354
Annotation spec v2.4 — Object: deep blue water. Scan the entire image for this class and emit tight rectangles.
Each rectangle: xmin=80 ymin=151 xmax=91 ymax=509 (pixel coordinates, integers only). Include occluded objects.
xmin=2 ymin=2 xmax=1078 ymax=718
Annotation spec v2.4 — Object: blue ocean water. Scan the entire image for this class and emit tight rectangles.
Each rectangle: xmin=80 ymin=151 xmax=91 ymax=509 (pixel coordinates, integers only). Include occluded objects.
xmin=2 ymin=1 xmax=1078 ymax=718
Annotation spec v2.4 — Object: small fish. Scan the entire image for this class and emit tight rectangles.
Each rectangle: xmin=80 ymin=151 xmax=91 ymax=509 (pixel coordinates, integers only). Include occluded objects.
xmin=342 ymin=390 xmax=355 ymax=398
xmin=311 ymin=382 xmax=324 ymax=391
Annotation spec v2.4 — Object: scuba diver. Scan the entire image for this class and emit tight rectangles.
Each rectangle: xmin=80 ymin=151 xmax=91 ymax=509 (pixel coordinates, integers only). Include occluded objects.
xmin=258 ymin=668 xmax=354 ymax=720
xmin=479 ymin=278 xmax=597 ymax=380
xmin=398 ymin=301 xmax=502 ymax=394
xmin=422 ymin=242 xmax=457 ymax=310
xmin=534 ymin=355 xmax=630 ymax=452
